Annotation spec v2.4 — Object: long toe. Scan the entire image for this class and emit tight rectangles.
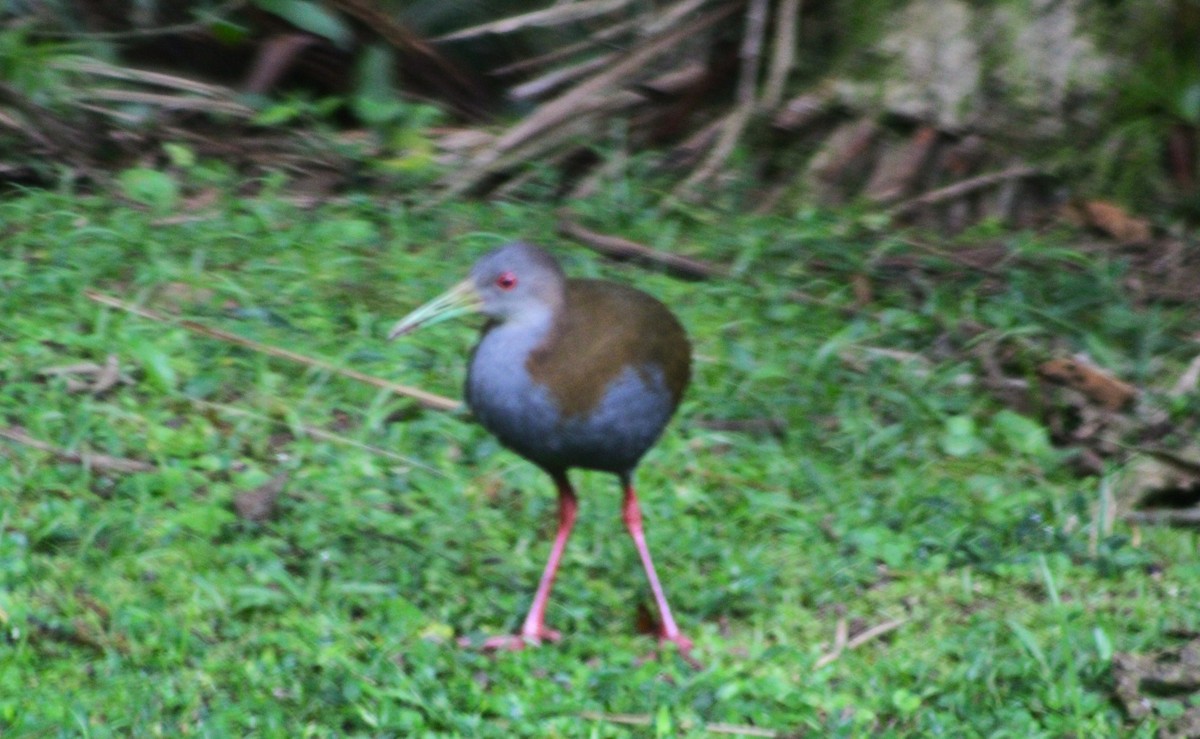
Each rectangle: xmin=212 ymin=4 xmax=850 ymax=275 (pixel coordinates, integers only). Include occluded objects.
xmin=660 ymin=632 xmax=700 ymax=668
xmin=662 ymin=631 xmax=694 ymax=653
xmin=460 ymin=627 xmax=563 ymax=652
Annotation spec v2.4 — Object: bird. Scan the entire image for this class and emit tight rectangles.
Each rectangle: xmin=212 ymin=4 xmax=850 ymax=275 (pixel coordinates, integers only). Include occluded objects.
xmin=388 ymin=241 xmax=693 ymax=654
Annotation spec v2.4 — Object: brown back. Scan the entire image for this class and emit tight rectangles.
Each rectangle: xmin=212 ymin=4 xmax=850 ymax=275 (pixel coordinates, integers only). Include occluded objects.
xmin=526 ymin=279 xmax=690 ymax=418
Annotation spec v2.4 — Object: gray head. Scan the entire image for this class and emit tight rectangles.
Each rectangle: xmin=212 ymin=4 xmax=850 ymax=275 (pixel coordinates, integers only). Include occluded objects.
xmin=388 ymin=241 xmax=567 ymax=339
xmin=468 ymin=242 xmax=566 ymax=324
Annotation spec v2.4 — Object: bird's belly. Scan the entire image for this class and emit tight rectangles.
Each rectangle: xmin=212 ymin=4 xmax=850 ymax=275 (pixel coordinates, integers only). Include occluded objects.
xmin=467 ymin=362 xmax=675 ymax=474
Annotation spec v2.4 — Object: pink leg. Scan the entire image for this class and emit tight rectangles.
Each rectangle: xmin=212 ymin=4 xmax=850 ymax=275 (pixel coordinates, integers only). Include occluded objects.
xmin=473 ymin=473 xmax=577 ymax=651
xmin=622 ymin=480 xmax=694 ymax=654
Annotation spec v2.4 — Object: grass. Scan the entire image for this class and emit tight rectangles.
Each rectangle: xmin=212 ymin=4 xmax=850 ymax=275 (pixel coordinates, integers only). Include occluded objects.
xmin=0 ymin=182 xmax=1197 ymax=736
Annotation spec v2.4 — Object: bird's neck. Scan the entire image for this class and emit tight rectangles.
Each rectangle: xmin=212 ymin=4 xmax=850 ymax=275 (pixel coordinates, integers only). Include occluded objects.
xmin=477 ymin=308 xmax=555 ymax=364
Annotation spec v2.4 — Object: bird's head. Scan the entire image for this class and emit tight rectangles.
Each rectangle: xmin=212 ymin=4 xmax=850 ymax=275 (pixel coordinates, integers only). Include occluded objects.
xmin=388 ymin=242 xmax=567 ymax=339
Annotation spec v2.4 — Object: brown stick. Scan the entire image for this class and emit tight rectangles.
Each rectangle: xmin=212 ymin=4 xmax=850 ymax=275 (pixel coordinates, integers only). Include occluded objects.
xmin=0 ymin=426 xmax=155 ymax=474
xmin=490 ymin=18 xmax=639 ymax=77
xmin=761 ymin=0 xmax=800 ymax=110
xmin=435 ymin=0 xmax=635 ymax=41
xmin=891 ymin=165 xmax=1040 ymax=217
xmin=695 ymin=417 xmax=788 ymax=438
xmin=556 ymin=219 xmax=728 ymax=279
xmin=578 ymin=712 xmax=778 ymax=737
xmin=84 ymin=291 xmax=461 ymax=412
xmin=814 ymin=617 xmax=907 ymax=669
xmin=190 ymin=399 xmax=444 ymax=473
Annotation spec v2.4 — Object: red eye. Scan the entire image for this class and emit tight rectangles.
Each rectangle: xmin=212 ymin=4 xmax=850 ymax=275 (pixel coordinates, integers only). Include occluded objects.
xmin=495 ymin=271 xmax=518 ymax=290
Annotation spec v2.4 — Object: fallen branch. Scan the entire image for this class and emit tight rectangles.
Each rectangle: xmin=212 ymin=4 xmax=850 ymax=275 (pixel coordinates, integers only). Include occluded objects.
xmin=0 ymin=426 xmax=155 ymax=474
xmin=84 ymin=290 xmax=461 ymax=412
xmin=557 ymin=219 xmax=729 ymax=279
xmin=891 ymin=165 xmax=1040 ymax=218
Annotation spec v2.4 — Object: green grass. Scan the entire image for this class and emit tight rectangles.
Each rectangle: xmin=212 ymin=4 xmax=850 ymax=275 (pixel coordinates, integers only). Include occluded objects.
xmin=1 ymin=184 xmax=1196 ymax=737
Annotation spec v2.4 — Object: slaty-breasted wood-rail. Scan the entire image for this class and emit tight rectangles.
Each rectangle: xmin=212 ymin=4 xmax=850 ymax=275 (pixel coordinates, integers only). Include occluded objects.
xmin=389 ymin=242 xmax=693 ymax=654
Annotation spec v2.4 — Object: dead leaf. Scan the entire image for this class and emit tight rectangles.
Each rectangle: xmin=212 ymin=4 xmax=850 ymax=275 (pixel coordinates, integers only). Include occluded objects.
xmin=1038 ymin=357 xmax=1137 ymax=412
xmin=233 ymin=472 xmax=289 ymax=522
xmin=1066 ymin=200 xmax=1152 ymax=244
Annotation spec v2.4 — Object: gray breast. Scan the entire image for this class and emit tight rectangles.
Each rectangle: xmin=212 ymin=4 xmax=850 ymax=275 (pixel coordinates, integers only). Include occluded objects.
xmin=466 ymin=321 xmax=675 ymax=475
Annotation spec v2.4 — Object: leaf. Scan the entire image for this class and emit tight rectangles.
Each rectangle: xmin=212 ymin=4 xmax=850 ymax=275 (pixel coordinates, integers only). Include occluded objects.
xmin=132 ymin=343 xmax=178 ymax=392
xmin=352 ymin=46 xmax=404 ymax=126
xmin=1093 ymin=626 xmax=1113 ymax=662
xmin=352 ymin=96 xmax=405 ymax=127
xmin=654 ymin=705 xmax=672 ymax=737
xmin=254 ymin=101 xmax=303 ymax=126
xmin=355 ymin=44 xmax=395 ymax=101
xmin=205 ymin=17 xmax=250 ymax=45
xmin=940 ymin=415 xmax=983 ymax=457
xmin=175 ymin=503 xmax=236 ymax=536
xmin=891 ymin=688 xmax=921 ymax=715
xmin=1006 ymin=619 xmax=1049 ymax=676
xmin=162 ymin=143 xmax=196 ymax=168
xmin=1178 ymin=82 xmax=1200 ymax=125
xmin=991 ymin=410 xmax=1052 ymax=459
xmin=117 ymin=168 xmax=179 ymax=211
xmin=254 ymin=0 xmax=352 ymax=48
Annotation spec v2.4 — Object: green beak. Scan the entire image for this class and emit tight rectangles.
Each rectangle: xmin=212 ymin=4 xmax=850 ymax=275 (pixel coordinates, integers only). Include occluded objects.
xmin=388 ymin=280 xmax=483 ymax=340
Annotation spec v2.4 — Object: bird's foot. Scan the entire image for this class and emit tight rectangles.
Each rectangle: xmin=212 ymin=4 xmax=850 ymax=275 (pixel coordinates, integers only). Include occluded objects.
xmin=661 ymin=631 xmax=694 ymax=652
xmin=459 ymin=627 xmax=562 ymax=652
xmin=658 ymin=632 xmax=701 ymax=668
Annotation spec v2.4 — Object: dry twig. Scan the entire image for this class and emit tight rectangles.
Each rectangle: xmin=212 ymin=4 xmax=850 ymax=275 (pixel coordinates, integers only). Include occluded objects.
xmin=435 ymin=0 xmax=636 ymax=41
xmin=557 ymin=218 xmax=728 ymax=279
xmin=670 ymin=0 xmax=767 ymax=200
xmin=190 ymin=399 xmax=442 ymax=473
xmin=491 ymin=18 xmax=639 ymax=77
xmin=579 ymin=712 xmax=778 ymax=736
xmin=891 ymin=165 xmax=1040 ymax=218
xmin=0 ymin=426 xmax=154 ymax=474
xmin=761 ymin=0 xmax=801 ymax=110
xmin=84 ymin=290 xmax=460 ymax=412
xmin=814 ymin=616 xmax=908 ymax=669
